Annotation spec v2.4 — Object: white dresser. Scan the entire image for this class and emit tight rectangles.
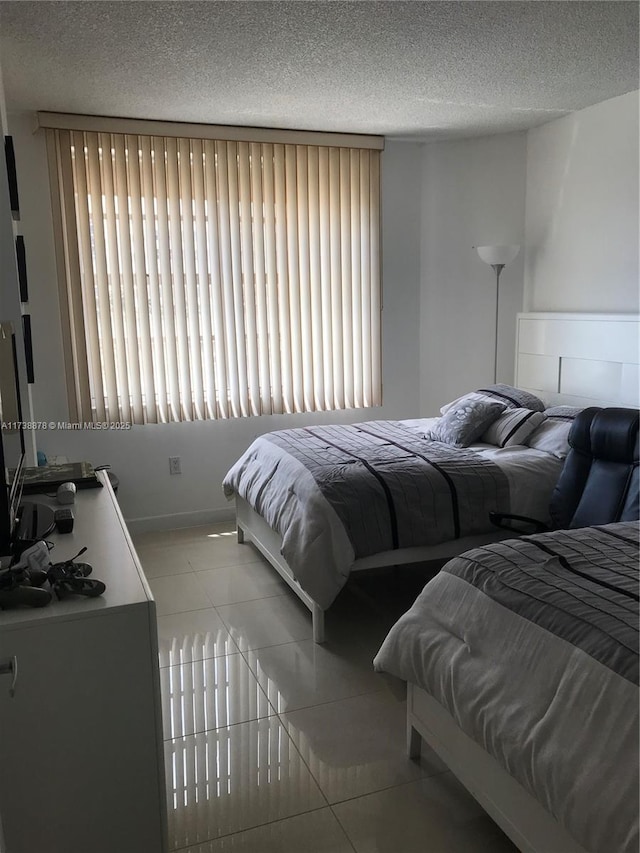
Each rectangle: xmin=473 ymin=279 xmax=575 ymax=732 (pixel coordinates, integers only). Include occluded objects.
xmin=0 ymin=472 xmax=167 ymax=853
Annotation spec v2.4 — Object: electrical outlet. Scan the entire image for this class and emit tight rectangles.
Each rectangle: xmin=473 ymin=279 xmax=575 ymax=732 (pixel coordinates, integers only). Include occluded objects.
xmin=169 ymin=456 xmax=181 ymax=475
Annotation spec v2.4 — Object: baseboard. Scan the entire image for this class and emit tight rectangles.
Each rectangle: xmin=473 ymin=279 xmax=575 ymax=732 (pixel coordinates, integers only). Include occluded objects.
xmin=124 ymin=506 xmax=235 ymax=536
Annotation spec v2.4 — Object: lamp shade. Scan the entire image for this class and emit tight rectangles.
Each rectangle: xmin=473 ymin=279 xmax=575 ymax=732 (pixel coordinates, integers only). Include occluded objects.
xmin=476 ymin=245 xmax=520 ymax=266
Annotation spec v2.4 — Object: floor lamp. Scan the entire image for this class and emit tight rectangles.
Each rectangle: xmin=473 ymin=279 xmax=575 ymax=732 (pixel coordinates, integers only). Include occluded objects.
xmin=476 ymin=245 xmax=520 ymax=383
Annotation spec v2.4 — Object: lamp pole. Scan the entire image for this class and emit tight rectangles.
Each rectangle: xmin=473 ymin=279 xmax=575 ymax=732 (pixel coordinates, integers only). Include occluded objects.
xmin=475 ymin=246 xmax=520 ymax=384
xmin=491 ymin=263 xmax=505 ymax=384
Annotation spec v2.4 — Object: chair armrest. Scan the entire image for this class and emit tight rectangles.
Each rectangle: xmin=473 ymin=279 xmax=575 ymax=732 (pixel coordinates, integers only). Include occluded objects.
xmin=489 ymin=511 xmax=549 ymax=535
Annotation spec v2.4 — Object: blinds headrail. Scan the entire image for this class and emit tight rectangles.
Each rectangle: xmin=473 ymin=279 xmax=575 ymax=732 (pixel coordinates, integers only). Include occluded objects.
xmin=37 ymin=112 xmax=385 ymax=151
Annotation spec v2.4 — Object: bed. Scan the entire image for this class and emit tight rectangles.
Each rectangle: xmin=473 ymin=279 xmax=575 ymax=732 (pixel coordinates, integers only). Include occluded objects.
xmin=373 ymin=521 xmax=639 ymax=853
xmin=224 ymin=396 xmax=563 ymax=642
xmin=222 ymin=312 xmax=640 ymax=643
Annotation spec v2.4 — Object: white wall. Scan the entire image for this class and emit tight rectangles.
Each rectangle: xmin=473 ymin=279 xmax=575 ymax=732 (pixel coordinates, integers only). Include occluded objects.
xmin=419 ymin=132 xmax=527 ymax=416
xmin=525 ymin=91 xmax=639 ymax=313
xmin=9 ymin=117 xmax=422 ymax=530
xmin=11 ymin=92 xmax=638 ymax=529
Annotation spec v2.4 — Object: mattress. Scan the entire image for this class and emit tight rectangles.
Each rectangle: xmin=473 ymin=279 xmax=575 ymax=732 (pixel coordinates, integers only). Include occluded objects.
xmin=374 ymin=521 xmax=640 ymax=853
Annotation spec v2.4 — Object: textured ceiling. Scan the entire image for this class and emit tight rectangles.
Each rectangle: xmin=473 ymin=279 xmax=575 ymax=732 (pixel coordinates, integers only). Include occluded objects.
xmin=0 ymin=1 xmax=638 ymax=139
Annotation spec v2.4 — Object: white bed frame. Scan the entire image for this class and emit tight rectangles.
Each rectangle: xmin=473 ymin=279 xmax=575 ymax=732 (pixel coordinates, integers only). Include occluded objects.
xmin=236 ymin=496 xmax=512 ymax=643
xmin=515 ymin=311 xmax=639 ymax=408
xmin=406 ymin=684 xmax=589 ymax=853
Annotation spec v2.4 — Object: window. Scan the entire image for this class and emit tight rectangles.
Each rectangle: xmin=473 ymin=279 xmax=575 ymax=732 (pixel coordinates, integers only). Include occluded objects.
xmin=44 ymin=116 xmax=383 ymax=424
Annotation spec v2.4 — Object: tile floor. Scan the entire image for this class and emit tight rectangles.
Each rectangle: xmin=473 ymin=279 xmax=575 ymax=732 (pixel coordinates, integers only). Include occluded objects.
xmin=133 ymin=523 xmax=517 ymax=853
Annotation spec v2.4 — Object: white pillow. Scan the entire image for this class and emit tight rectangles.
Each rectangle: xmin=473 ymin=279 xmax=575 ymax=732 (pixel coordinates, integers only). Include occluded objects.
xmin=525 ymin=407 xmax=583 ymax=458
xmin=481 ymin=408 xmax=546 ymax=448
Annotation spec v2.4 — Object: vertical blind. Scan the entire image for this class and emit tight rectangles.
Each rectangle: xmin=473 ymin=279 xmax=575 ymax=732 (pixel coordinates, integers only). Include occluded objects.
xmin=46 ymin=124 xmax=382 ymax=424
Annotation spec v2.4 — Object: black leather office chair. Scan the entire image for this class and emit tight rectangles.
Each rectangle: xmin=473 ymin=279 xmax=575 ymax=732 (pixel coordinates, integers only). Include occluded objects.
xmin=491 ymin=407 xmax=640 ymax=533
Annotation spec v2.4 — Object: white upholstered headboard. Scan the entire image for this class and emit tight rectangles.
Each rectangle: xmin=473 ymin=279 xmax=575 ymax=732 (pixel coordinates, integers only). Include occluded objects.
xmin=515 ymin=312 xmax=640 ymax=408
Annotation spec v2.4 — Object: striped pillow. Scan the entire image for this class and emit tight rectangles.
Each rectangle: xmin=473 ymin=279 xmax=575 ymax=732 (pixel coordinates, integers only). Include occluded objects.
xmin=525 ymin=406 xmax=584 ymax=458
xmin=440 ymin=384 xmax=545 ymax=415
xmin=481 ymin=408 xmax=546 ymax=447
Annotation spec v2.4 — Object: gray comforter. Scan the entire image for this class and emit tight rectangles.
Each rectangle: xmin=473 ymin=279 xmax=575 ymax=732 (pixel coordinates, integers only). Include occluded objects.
xmin=374 ymin=522 xmax=640 ymax=853
xmin=223 ymin=420 xmax=512 ymax=608
xmin=223 ymin=418 xmax=565 ymax=609
xmin=265 ymin=421 xmax=510 ymax=556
